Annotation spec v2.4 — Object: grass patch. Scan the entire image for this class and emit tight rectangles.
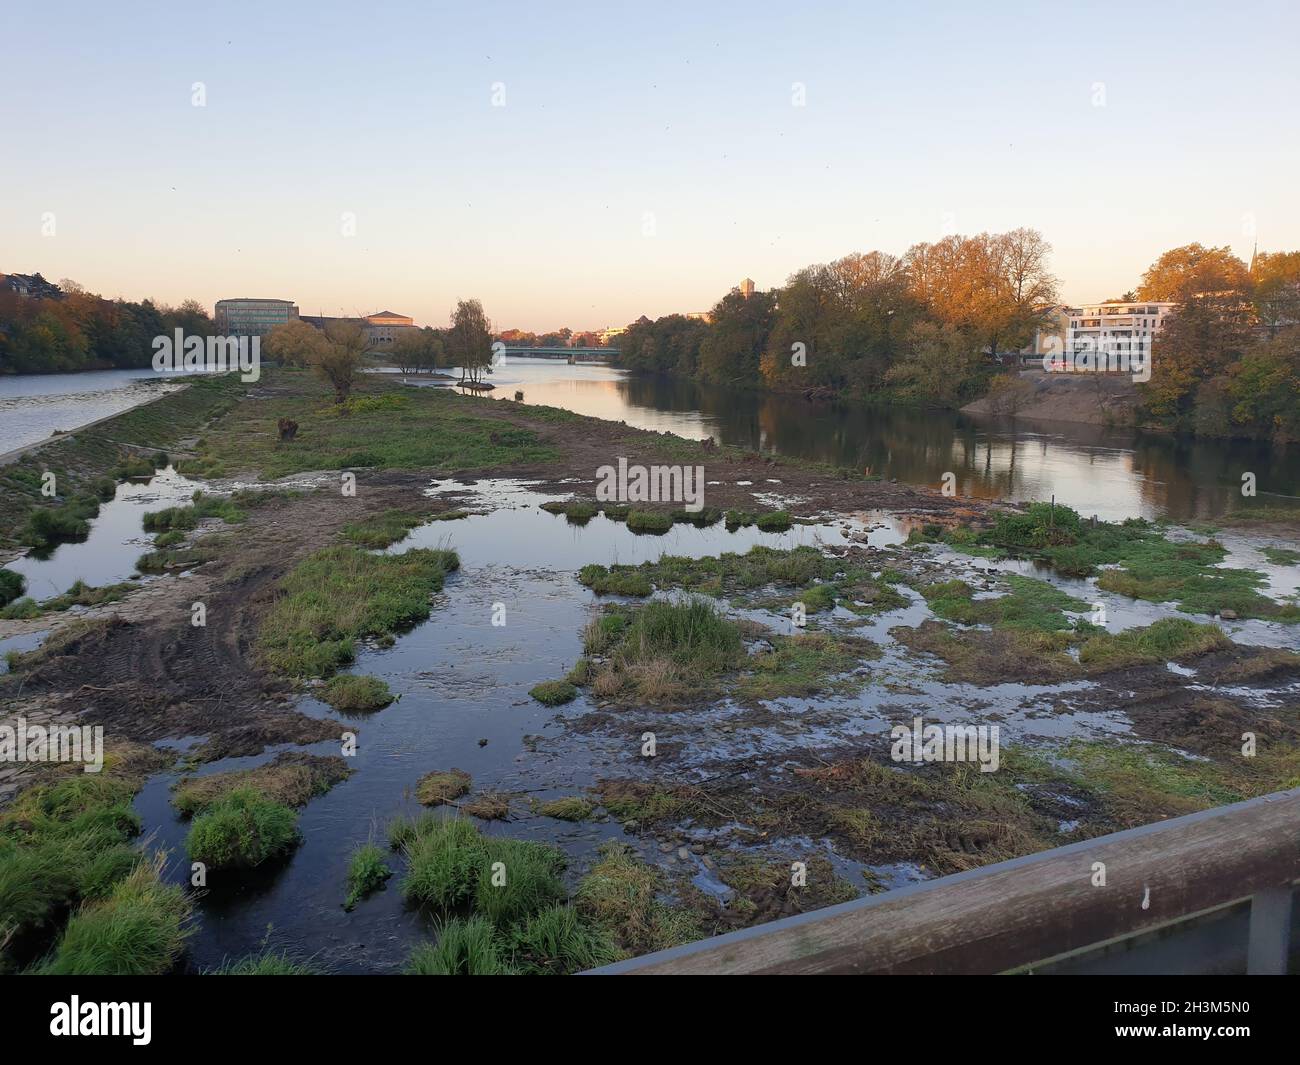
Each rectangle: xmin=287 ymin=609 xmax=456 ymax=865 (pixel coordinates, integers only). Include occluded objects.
xmin=136 ymin=542 xmax=220 ymax=573
xmin=405 ymin=916 xmax=517 ymax=975
xmin=185 ymin=788 xmax=301 ymax=869
xmin=755 ymin=509 xmax=793 ymax=531
xmin=340 ymin=509 xmax=428 ymax=548
xmin=206 ymin=950 xmax=320 ymax=975
xmin=529 ymin=679 xmax=577 ymax=706
xmin=257 ymin=545 xmax=458 ymax=677
xmin=739 ymin=630 xmax=878 ymax=700
xmin=509 ymin=904 xmax=619 ymax=974
xmin=416 ymin=769 xmax=471 ymax=806
xmin=1078 ymin=618 xmax=1231 ymax=672
xmin=575 ymin=842 xmax=700 ymax=956
xmin=921 ymin=575 xmax=1088 ymax=633
xmin=321 ymin=674 xmax=394 ymax=712
xmin=32 ymin=856 xmax=190 ymax=976
xmin=142 ymin=491 xmax=246 ymax=532
xmin=577 ymin=564 xmax=653 ymax=597
xmin=190 ymin=371 xmax=559 ymax=479
xmin=344 ymin=843 xmax=392 ymax=910
xmin=0 ymin=579 xmax=134 ymax=620
xmin=626 ymin=509 xmax=674 ymax=534
xmin=398 ymin=816 xmax=567 ymax=927
xmin=1262 ymin=547 xmax=1300 ymax=566
xmin=171 ymin=753 xmax=350 ymax=818
xmin=536 ymin=796 xmax=594 ymax=822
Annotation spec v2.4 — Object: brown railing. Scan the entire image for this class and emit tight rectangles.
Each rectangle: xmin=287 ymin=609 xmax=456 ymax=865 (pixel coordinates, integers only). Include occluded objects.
xmin=585 ymin=788 xmax=1300 ymax=975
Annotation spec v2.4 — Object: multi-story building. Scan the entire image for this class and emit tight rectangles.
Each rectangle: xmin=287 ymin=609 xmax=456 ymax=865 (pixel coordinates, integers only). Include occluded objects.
xmin=214 ymin=298 xmax=299 ymax=337
xmin=738 ymin=277 xmax=756 ymax=299
xmin=1065 ymin=300 xmax=1177 ymax=360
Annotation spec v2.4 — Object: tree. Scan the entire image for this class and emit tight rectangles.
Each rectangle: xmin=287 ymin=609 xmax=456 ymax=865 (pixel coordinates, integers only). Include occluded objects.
xmin=1138 ymin=244 xmax=1249 ymax=301
xmin=1252 ymin=251 xmax=1300 ymax=337
xmin=264 ymin=319 xmax=327 ymax=368
xmin=884 ymin=321 xmax=982 ymax=406
xmin=1227 ymin=328 xmax=1300 ymax=443
xmin=447 ymin=299 xmax=494 ymax=385
xmin=698 ymin=287 xmax=776 ymax=384
xmin=313 ymin=320 xmax=370 ymax=403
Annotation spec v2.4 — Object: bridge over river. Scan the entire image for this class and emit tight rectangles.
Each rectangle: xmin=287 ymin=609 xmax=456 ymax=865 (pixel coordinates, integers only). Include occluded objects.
xmin=500 ymin=346 xmax=618 ymax=363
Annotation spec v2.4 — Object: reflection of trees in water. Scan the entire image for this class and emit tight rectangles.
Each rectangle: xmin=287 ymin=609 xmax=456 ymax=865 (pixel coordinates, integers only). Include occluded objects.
xmin=613 ymin=373 xmax=1299 ymax=519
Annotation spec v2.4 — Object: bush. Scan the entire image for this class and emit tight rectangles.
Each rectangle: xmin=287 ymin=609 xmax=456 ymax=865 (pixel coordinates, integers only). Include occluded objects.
xmin=185 ymin=788 xmax=300 ymax=869
xmin=0 ymin=568 xmax=25 ymax=606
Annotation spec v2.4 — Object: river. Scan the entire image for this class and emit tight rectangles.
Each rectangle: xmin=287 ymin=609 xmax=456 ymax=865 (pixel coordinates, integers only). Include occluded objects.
xmin=4 ymin=359 xmax=1297 ymax=522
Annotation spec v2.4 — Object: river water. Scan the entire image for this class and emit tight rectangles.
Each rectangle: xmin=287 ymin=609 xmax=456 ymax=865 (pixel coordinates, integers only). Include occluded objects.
xmin=7 ymin=360 xmax=1297 ymax=521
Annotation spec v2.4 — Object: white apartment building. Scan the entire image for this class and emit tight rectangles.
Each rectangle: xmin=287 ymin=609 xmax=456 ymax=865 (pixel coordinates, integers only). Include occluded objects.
xmin=1066 ymin=301 xmax=1177 ymax=360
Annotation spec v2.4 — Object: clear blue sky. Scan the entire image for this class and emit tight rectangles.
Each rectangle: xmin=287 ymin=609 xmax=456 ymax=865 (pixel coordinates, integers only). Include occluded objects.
xmin=4 ymin=0 xmax=1297 ymax=331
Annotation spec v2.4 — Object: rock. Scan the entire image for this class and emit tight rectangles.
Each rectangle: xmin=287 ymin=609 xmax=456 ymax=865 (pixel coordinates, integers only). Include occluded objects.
xmin=658 ymin=841 xmax=674 ymax=854
xmin=477 ymin=738 xmax=488 ymax=747
xmin=677 ymin=846 xmax=691 ymax=861
xmin=1220 ymin=609 xmax=1238 ymax=620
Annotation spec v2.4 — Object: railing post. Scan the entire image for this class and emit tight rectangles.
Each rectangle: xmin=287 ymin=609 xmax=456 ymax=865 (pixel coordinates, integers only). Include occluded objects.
xmin=1246 ymin=886 xmax=1293 ymax=974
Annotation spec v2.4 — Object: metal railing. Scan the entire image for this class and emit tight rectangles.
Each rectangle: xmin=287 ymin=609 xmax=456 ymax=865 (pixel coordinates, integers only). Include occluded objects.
xmin=586 ymin=788 xmax=1300 ymax=975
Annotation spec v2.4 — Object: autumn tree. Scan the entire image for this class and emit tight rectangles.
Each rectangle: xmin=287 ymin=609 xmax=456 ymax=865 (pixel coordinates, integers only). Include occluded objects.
xmin=263 ymin=319 xmax=327 ymax=368
xmin=1138 ymin=244 xmax=1249 ymax=301
xmin=313 ymin=320 xmax=370 ymax=403
xmin=1252 ymin=251 xmax=1300 ymax=337
xmin=447 ymin=299 xmax=494 ymax=385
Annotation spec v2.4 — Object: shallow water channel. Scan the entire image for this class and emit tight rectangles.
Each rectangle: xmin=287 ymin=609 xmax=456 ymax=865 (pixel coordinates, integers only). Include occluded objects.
xmin=5 ymin=471 xmax=1299 ymax=972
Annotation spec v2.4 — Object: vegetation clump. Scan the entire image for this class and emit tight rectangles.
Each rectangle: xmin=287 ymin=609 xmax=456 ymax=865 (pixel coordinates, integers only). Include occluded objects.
xmin=344 ymin=843 xmax=392 ymax=910
xmin=416 ymin=769 xmax=472 ymax=806
xmin=321 ymin=674 xmax=395 ymax=712
xmin=577 ymin=564 xmax=652 ymax=597
xmin=536 ymin=796 xmax=594 ymax=821
xmin=529 ymin=679 xmax=578 ymax=705
xmin=142 ymin=491 xmax=246 ymax=532
xmin=32 ymin=857 xmax=190 ymax=976
xmin=626 ymin=509 xmax=674 ymax=534
xmin=257 ymin=545 xmax=459 ymax=677
xmin=0 ymin=579 xmax=134 ymax=620
xmin=575 ymin=842 xmax=700 ymax=956
xmin=0 ymin=568 xmax=25 ymax=607
xmin=185 ymin=788 xmax=301 ymax=869
xmin=172 ymin=753 xmax=350 ymax=818
xmin=341 ymin=509 xmax=428 ymax=548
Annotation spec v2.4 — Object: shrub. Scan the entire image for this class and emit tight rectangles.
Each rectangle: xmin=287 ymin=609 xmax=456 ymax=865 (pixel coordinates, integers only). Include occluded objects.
xmin=755 ymin=510 xmax=793 ymax=531
xmin=0 ymin=568 xmax=24 ymax=607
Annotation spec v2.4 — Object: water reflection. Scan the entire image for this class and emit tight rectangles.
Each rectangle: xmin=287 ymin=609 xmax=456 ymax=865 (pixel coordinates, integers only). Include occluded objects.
xmin=477 ymin=360 xmax=1298 ymax=522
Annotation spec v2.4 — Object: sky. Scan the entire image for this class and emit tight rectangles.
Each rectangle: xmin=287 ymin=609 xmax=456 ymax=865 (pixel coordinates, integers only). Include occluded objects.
xmin=3 ymin=0 xmax=1298 ymax=332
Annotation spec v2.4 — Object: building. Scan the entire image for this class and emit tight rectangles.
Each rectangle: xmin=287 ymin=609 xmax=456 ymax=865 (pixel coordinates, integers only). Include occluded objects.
xmin=361 ymin=310 xmax=416 ymax=348
xmin=1065 ymin=300 xmax=1177 ymax=361
xmin=1 ymin=272 xmax=63 ymax=299
xmin=598 ymin=326 xmax=627 ymax=344
xmin=738 ymin=277 xmax=755 ymax=299
xmin=300 ymin=310 xmax=419 ymax=349
xmin=214 ymin=298 xmax=299 ymax=337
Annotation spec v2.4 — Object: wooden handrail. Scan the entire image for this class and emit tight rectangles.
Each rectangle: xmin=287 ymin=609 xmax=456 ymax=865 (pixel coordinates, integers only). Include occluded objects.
xmin=586 ymin=788 xmax=1300 ymax=975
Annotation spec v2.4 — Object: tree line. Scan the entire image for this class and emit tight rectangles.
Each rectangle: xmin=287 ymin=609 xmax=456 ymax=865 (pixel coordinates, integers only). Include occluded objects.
xmin=0 ymin=276 xmax=213 ymax=374
xmin=615 ymin=234 xmax=1300 ymax=442
xmin=618 ymin=229 xmax=1058 ymax=407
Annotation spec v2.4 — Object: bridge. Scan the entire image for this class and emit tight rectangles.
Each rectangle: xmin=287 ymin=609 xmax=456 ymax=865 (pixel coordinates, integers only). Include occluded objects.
xmin=500 ymin=346 xmax=619 ymax=363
